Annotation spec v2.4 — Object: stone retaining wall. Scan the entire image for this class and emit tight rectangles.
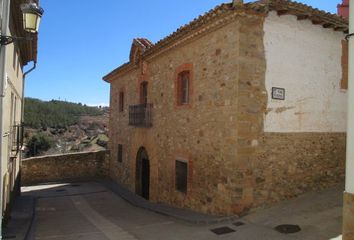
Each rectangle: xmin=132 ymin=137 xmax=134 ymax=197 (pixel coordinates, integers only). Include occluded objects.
xmin=22 ymin=150 xmax=109 ymax=186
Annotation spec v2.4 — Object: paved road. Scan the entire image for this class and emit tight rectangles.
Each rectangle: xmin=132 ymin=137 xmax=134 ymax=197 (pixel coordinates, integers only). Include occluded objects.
xmin=22 ymin=182 xmax=343 ymax=240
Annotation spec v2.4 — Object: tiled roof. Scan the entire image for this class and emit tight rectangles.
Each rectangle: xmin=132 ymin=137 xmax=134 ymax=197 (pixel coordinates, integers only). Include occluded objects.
xmin=103 ymin=0 xmax=348 ymax=82
xmin=135 ymin=38 xmax=154 ymax=50
xmin=250 ymin=0 xmax=348 ymax=30
xmin=128 ymin=38 xmax=154 ymax=64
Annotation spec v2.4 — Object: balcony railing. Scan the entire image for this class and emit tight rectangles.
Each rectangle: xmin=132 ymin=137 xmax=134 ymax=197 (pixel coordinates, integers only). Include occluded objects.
xmin=11 ymin=124 xmax=24 ymax=155
xmin=129 ymin=103 xmax=153 ymax=128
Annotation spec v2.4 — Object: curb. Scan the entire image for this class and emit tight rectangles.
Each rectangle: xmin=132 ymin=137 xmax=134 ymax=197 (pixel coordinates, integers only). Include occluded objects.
xmin=100 ymin=180 xmax=239 ymax=225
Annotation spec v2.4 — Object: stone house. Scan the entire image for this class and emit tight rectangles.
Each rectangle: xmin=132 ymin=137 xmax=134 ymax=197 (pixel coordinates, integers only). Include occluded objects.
xmin=103 ymin=0 xmax=349 ymax=215
xmin=0 ymin=0 xmax=41 ymax=223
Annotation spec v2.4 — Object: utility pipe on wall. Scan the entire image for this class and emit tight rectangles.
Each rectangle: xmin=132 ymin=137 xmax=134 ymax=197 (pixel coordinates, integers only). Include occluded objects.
xmin=22 ymin=61 xmax=37 ymax=123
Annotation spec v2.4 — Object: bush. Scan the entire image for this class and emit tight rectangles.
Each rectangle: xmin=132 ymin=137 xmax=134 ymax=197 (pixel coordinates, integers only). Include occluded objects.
xmin=26 ymin=134 xmax=54 ymax=157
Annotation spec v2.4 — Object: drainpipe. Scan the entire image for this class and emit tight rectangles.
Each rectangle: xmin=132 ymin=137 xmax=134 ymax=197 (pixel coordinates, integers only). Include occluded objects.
xmin=0 ymin=0 xmax=11 ymax=238
xmin=343 ymin=0 xmax=354 ymax=239
xmin=22 ymin=61 xmax=36 ymax=122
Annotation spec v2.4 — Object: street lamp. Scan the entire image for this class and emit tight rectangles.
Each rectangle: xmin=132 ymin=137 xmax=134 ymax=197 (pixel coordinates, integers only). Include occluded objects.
xmin=21 ymin=3 xmax=44 ymax=33
xmin=0 ymin=2 xmax=44 ymax=46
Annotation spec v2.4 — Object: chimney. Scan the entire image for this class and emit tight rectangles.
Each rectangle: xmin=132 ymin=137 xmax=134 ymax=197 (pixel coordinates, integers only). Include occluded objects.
xmin=338 ymin=0 xmax=349 ymax=19
xmin=233 ymin=0 xmax=244 ymax=7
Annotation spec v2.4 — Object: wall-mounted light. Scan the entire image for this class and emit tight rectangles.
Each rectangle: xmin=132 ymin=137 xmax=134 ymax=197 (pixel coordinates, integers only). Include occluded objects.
xmin=0 ymin=1 xmax=44 ymax=46
xmin=21 ymin=3 xmax=44 ymax=33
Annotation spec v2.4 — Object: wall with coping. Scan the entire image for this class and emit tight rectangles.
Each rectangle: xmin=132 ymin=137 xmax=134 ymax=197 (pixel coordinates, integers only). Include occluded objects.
xmin=21 ymin=150 xmax=109 ymax=186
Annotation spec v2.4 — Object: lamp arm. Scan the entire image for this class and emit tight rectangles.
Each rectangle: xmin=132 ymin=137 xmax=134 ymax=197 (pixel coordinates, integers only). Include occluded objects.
xmin=0 ymin=35 xmax=33 ymax=46
xmin=346 ymin=33 xmax=354 ymax=41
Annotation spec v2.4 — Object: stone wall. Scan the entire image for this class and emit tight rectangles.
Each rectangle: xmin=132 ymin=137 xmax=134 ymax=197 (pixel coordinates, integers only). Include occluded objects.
xmin=22 ymin=150 xmax=109 ymax=186
xmin=253 ymin=133 xmax=346 ymax=208
xmin=343 ymin=192 xmax=354 ymax=240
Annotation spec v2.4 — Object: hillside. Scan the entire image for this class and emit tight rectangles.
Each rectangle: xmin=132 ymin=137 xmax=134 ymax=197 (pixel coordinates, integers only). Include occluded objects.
xmin=24 ymin=98 xmax=104 ymax=129
xmin=24 ymin=98 xmax=109 ymax=157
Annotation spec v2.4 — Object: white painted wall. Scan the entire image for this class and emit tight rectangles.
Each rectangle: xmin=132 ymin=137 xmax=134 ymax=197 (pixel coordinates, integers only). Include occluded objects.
xmin=263 ymin=11 xmax=347 ymax=133
xmin=346 ymin=0 xmax=354 ymax=194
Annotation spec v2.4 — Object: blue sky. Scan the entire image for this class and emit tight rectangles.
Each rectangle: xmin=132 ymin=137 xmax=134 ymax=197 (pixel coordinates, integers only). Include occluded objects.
xmin=24 ymin=0 xmax=341 ymax=106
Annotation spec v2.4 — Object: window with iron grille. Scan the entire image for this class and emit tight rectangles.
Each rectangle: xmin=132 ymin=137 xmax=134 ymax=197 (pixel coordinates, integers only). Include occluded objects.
xmin=175 ymin=160 xmax=188 ymax=193
xmin=119 ymin=91 xmax=124 ymax=112
xmin=177 ymin=71 xmax=190 ymax=105
xmin=117 ymin=144 xmax=123 ymax=162
xmin=129 ymin=103 xmax=152 ymax=127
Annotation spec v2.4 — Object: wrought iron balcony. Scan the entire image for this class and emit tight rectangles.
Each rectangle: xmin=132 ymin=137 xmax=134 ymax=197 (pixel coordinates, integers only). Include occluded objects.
xmin=129 ymin=103 xmax=153 ymax=128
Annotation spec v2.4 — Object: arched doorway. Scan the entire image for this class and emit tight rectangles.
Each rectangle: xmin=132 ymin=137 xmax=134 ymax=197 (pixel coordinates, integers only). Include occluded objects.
xmin=135 ymin=147 xmax=150 ymax=200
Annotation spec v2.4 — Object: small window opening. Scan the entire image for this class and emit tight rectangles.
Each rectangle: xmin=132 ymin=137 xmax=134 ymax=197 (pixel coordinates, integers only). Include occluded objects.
xmin=119 ymin=91 xmax=124 ymax=112
xmin=177 ymin=71 xmax=190 ymax=105
xmin=117 ymin=144 xmax=123 ymax=162
xmin=175 ymin=160 xmax=188 ymax=193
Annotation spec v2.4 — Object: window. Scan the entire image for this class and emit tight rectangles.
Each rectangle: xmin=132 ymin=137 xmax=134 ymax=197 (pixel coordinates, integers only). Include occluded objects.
xmin=13 ymin=96 xmax=17 ymax=125
xmin=13 ymin=48 xmax=17 ymax=70
xmin=10 ymin=93 xmax=16 ymax=126
xmin=140 ymin=81 xmax=148 ymax=105
xmin=16 ymin=60 xmax=20 ymax=77
xmin=175 ymin=160 xmax=188 ymax=193
xmin=119 ymin=91 xmax=124 ymax=112
xmin=117 ymin=144 xmax=123 ymax=162
xmin=175 ymin=63 xmax=193 ymax=107
xmin=177 ymin=71 xmax=190 ymax=105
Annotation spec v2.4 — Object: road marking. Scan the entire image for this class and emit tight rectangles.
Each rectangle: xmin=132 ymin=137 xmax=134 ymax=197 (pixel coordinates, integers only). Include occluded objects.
xmin=71 ymin=196 xmax=138 ymax=240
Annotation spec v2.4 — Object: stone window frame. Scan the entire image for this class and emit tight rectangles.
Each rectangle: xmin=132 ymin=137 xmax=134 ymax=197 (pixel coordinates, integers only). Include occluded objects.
xmin=175 ymin=63 xmax=193 ymax=108
xmin=173 ymin=152 xmax=193 ymax=195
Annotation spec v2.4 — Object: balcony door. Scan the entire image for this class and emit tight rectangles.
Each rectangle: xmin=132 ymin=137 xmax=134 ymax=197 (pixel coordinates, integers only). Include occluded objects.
xmin=140 ymin=81 xmax=148 ymax=105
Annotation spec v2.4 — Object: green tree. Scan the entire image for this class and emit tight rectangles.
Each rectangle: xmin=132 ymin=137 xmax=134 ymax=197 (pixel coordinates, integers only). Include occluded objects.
xmin=24 ymin=98 xmax=103 ymax=129
xmin=27 ymin=134 xmax=54 ymax=157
